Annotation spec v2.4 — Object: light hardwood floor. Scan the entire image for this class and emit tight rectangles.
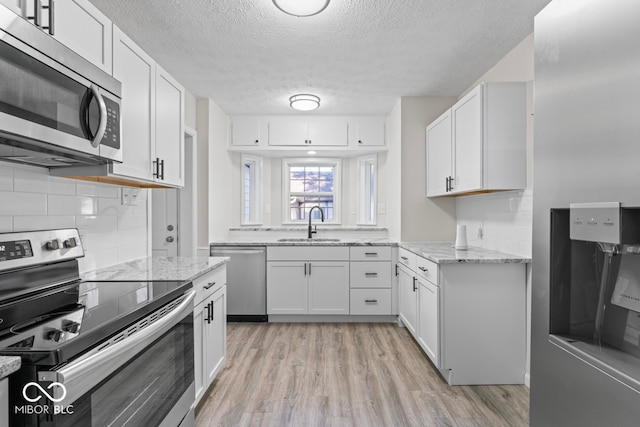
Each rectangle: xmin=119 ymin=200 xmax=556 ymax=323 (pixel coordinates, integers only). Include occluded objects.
xmin=195 ymin=322 xmax=529 ymax=427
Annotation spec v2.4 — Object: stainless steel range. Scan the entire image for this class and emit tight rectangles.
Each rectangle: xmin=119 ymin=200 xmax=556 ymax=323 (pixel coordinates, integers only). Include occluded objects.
xmin=0 ymin=229 xmax=195 ymax=427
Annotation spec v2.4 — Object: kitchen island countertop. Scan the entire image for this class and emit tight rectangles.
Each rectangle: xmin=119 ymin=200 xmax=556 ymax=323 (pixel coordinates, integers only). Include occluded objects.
xmin=0 ymin=356 xmax=21 ymax=380
xmin=401 ymin=242 xmax=530 ymax=264
xmin=81 ymin=256 xmax=229 ymax=282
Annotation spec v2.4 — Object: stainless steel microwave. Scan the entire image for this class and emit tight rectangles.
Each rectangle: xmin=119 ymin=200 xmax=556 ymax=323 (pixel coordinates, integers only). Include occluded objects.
xmin=0 ymin=4 xmax=122 ymax=167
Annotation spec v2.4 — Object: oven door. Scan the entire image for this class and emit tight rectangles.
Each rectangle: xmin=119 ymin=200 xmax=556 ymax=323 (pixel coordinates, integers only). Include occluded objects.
xmin=14 ymin=290 xmax=195 ymax=427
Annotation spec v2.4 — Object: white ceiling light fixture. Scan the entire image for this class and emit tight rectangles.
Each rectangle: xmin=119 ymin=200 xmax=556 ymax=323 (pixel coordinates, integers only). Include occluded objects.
xmin=273 ymin=0 xmax=330 ymax=17
xmin=289 ymin=94 xmax=320 ymax=111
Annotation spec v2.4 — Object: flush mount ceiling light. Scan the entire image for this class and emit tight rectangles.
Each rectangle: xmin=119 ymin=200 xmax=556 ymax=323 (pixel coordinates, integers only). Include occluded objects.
xmin=289 ymin=94 xmax=320 ymax=111
xmin=273 ymin=0 xmax=330 ymax=17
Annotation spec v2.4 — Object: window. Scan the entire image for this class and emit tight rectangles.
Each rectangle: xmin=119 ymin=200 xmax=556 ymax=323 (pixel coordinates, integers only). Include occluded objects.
xmin=241 ymin=154 xmax=262 ymax=224
xmin=358 ymin=154 xmax=377 ymax=225
xmin=283 ymin=158 xmax=341 ymax=224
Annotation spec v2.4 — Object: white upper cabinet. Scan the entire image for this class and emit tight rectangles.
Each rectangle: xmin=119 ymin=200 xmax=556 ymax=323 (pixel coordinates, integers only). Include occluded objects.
xmin=155 ymin=64 xmax=184 ymax=187
xmin=112 ymin=26 xmax=155 ymax=182
xmin=268 ymin=117 xmax=348 ymax=146
xmin=426 ymin=82 xmax=526 ymax=197
xmin=426 ymin=110 xmax=452 ymax=197
xmin=112 ymin=26 xmax=185 ymax=187
xmin=228 ymin=115 xmax=387 ymax=155
xmin=10 ymin=0 xmax=113 ymax=74
xmin=51 ymin=0 xmax=113 ymax=74
xmin=349 ymin=116 xmax=386 ymax=147
xmin=230 ymin=116 xmax=265 ymax=147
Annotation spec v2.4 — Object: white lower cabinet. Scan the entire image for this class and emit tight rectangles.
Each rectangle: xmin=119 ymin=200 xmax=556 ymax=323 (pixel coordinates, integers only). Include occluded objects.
xmin=417 ymin=277 xmax=439 ymax=367
xmin=193 ymin=265 xmax=227 ymax=406
xmin=397 ymin=263 xmax=418 ymax=336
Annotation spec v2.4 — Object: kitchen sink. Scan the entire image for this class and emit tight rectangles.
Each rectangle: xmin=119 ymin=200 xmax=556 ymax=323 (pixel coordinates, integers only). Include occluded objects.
xmin=276 ymin=238 xmax=341 ymax=242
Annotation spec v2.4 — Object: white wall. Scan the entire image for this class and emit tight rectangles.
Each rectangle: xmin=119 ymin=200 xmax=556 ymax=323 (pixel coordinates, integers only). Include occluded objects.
xmin=0 ymin=163 xmax=148 ymax=273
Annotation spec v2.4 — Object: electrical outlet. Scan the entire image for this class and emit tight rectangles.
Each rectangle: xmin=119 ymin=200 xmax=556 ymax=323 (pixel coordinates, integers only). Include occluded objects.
xmin=377 ymin=203 xmax=386 ymax=214
xmin=121 ymin=188 xmax=140 ymax=206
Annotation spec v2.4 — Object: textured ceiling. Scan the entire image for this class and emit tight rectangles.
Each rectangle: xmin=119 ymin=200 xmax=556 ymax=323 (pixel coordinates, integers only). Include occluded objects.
xmin=87 ymin=0 xmax=551 ymax=115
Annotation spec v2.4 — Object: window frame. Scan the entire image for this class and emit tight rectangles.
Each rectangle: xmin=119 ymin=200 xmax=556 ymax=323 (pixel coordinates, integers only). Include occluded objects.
xmin=282 ymin=157 xmax=342 ymax=225
xmin=241 ymin=154 xmax=263 ymax=225
xmin=357 ymin=154 xmax=377 ymax=225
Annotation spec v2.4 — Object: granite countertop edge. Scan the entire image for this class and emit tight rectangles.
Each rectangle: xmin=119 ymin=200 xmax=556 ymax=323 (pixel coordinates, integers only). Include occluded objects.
xmin=400 ymin=242 xmax=531 ymax=264
xmin=210 ymin=239 xmax=398 ymax=247
xmin=0 ymin=356 xmax=21 ymax=380
xmin=81 ymin=256 xmax=229 ymax=282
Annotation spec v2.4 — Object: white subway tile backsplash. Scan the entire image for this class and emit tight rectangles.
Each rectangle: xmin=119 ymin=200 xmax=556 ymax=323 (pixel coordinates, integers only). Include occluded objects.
xmin=0 ymin=191 xmax=47 ymax=216
xmin=13 ymin=216 xmax=76 ymax=232
xmin=0 ymin=163 xmax=148 ymax=274
xmin=14 ymin=167 xmax=76 ymax=195
xmin=48 ymin=194 xmax=99 ymax=215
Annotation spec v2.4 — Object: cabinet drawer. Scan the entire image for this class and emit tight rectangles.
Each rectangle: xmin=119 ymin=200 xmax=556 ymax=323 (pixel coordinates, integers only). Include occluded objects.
xmin=398 ymin=248 xmax=417 ymax=272
xmin=268 ymin=246 xmax=349 ymax=261
xmin=350 ymin=289 xmax=391 ymax=315
xmin=350 ymin=262 xmax=392 ymax=288
xmin=416 ymin=257 xmax=438 ymax=285
xmin=350 ymin=246 xmax=391 ymax=261
xmin=193 ymin=264 xmax=227 ymax=305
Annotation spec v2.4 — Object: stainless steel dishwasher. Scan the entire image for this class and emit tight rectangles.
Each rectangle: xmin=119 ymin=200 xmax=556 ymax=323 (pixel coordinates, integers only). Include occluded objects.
xmin=211 ymin=246 xmax=267 ymax=322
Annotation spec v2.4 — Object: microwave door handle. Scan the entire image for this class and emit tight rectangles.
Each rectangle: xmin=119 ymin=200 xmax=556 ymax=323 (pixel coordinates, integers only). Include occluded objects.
xmin=89 ymin=84 xmax=108 ymax=148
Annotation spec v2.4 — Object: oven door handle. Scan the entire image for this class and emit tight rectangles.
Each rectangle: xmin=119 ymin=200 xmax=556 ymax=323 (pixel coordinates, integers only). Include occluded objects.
xmin=38 ymin=289 xmax=195 ymax=407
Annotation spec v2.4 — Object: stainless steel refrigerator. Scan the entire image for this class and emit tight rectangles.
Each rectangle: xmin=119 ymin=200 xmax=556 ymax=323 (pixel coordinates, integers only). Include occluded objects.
xmin=531 ymin=0 xmax=640 ymax=425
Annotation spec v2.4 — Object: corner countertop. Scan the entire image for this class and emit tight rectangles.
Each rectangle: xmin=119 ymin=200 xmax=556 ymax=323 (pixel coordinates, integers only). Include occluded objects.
xmin=0 ymin=356 xmax=21 ymax=380
xmin=81 ymin=256 xmax=229 ymax=282
xmin=210 ymin=238 xmax=397 ymax=247
xmin=400 ymin=242 xmax=531 ymax=264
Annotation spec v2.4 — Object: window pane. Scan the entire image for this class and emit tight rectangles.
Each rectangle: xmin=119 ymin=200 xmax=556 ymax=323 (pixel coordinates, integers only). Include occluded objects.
xmin=289 ymin=196 xmax=334 ymax=221
xmin=286 ymin=161 xmax=337 ymax=223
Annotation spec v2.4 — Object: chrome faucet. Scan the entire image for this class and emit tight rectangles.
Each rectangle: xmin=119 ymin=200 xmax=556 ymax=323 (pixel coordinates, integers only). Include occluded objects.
xmin=307 ymin=205 xmax=325 ymax=239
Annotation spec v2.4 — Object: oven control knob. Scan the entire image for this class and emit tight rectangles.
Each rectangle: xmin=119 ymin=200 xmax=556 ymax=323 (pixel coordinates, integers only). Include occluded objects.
xmin=46 ymin=329 xmax=64 ymax=342
xmin=45 ymin=239 xmax=61 ymax=250
xmin=63 ymin=237 xmax=78 ymax=248
xmin=63 ymin=321 xmax=81 ymax=334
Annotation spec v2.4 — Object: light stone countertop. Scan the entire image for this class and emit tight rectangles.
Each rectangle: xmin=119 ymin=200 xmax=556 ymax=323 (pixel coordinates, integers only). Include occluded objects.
xmin=400 ymin=242 xmax=531 ymax=264
xmin=0 ymin=356 xmax=21 ymax=380
xmin=210 ymin=238 xmax=397 ymax=247
xmin=81 ymin=256 xmax=229 ymax=282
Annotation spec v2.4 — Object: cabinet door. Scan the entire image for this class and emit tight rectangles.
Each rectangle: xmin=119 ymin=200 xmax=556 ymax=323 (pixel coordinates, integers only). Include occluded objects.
xmin=418 ymin=278 xmax=440 ymax=367
xmin=155 ymin=65 xmax=184 ymax=186
xmin=398 ymin=265 xmax=418 ymax=336
xmin=193 ymin=301 xmax=205 ymax=405
xmin=308 ymin=261 xmax=350 ymax=314
xmin=112 ymin=26 xmax=155 ymax=181
xmin=267 ymin=262 xmax=308 ymax=314
xmin=451 ymin=86 xmax=483 ymax=194
xmin=350 ymin=117 xmax=385 ymax=146
xmin=231 ymin=116 xmax=264 ymax=146
xmin=205 ymin=286 xmax=227 ymax=385
xmin=51 ymin=0 xmax=112 ymax=74
xmin=307 ymin=117 xmax=348 ymax=146
xmin=268 ymin=118 xmax=309 ymax=146
xmin=426 ymin=109 xmax=452 ymax=197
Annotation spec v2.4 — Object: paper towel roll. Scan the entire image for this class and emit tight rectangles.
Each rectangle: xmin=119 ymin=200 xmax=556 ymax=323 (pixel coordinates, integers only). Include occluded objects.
xmin=455 ymin=225 xmax=468 ymax=250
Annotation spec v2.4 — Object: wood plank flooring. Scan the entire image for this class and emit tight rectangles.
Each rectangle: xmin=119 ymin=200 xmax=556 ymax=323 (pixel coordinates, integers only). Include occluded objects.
xmin=195 ymin=322 xmax=529 ymax=427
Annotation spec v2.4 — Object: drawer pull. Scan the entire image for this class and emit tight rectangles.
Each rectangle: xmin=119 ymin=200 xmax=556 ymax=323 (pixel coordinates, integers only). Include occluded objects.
xmin=400 ymin=256 xmax=408 ymax=261
xmin=365 ymin=272 xmax=379 ymax=277
xmin=364 ymin=252 xmax=378 ymax=256
xmin=204 ymin=282 xmax=216 ymax=290
xmin=418 ymin=266 xmax=428 ymax=272
xmin=364 ymin=299 xmax=378 ymax=304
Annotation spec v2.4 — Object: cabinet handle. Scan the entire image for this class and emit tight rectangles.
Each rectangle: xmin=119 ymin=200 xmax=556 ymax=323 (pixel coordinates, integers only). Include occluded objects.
xmin=365 ymin=272 xmax=378 ymax=277
xmin=400 ymin=256 xmax=408 ymax=261
xmin=204 ymin=281 xmax=216 ymax=290
xmin=364 ymin=252 xmax=378 ymax=256
xmin=304 ymin=263 xmax=307 ymax=276
xmin=27 ymin=0 xmax=42 ymax=27
xmin=358 ymin=140 xmax=363 ymax=144
xmin=153 ymin=157 xmax=160 ymax=178
xmin=210 ymin=301 xmax=215 ymax=321
xmin=364 ymin=299 xmax=378 ymax=304
xmin=412 ymin=277 xmax=417 ymax=292
xmin=418 ymin=266 xmax=428 ymax=272
xmin=160 ymin=159 xmax=165 ymax=180
xmin=205 ymin=302 xmax=212 ymax=324
xmin=449 ymin=176 xmax=454 ymax=191
xmin=308 ymin=262 xmax=312 ymax=275
xmin=42 ymin=0 xmax=54 ymax=35
xmin=395 ymin=264 xmax=399 ymax=277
